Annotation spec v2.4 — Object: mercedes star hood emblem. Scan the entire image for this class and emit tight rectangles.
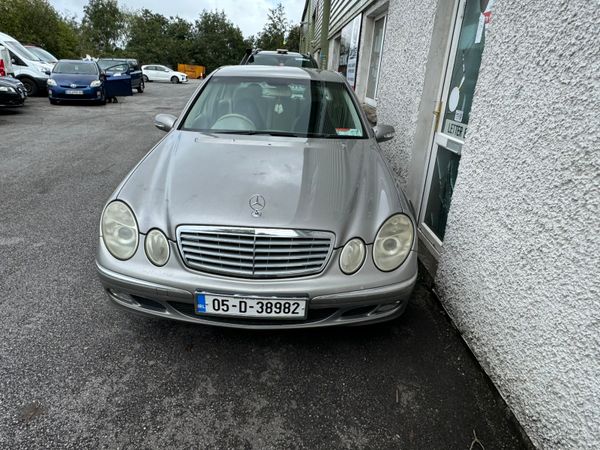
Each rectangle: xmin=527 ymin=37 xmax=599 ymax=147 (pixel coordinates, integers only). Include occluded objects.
xmin=249 ymin=194 xmax=266 ymax=217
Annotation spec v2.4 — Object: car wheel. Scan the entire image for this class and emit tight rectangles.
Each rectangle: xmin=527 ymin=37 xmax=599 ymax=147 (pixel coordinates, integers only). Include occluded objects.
xmin=20 ymin=77 xmax=38 ymax=96
xmin=142 ymin=74 xmax=149 ymax=82
xmin=137 ymin=81 xmax=144 ymax=93
xmin=49 ymin=98 xmax=58 ymax=105
xmin=170 ymin=76 xmax=179 ymax=84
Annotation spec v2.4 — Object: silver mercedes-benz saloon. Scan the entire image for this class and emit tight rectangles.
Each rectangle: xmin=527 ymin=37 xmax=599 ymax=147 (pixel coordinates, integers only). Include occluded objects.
xmin=96 ymin=65 xmax=418 ymax=329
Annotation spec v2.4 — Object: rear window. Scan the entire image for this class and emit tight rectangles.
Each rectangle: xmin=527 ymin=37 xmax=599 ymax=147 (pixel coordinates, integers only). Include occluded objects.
xmin=53 ymin=62 xmax=98 ymax=75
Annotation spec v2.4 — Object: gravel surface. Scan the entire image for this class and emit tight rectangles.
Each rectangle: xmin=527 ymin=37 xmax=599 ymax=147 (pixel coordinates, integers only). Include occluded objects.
xmin=0 ymin=82 xmax=526 ymax=449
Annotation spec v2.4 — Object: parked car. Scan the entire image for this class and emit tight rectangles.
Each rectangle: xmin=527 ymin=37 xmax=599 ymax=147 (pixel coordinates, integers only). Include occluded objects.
xmin=24 ymin=45 xmax=58 ymax=64
xmin=97 ymin=58 xmax=144 ymax=93
xmin=96 ymin=65 xmax=417 ymax=329
xmin=47 ymin=60 xmax=106 ymax=104
xmin=142 ymin=65 xmax=188 ymax=83
xmin=0 ymin=76 xmax=26 ymax=106
xmin=0 ymin=32 xmax=53 ymax=96
xmin=240 ymin=49 xmax=319 ymax=68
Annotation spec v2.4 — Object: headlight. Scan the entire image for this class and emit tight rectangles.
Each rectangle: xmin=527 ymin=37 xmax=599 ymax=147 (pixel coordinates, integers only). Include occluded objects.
xmin=0 ymin=86 xmax=15 ymax=92
xmin=144 ymin=229 xmax=170 ymax=266
xmin=373 ymin=214 xmax=414 ymax=271
xmin=47 ymin=79 xmax=57 ymax=86
xmin=90 ymin=80 xmax=102 ymax=87
xmin=101 ymin=201 xmax=138 ymax=260
xmin=339 ymin=238 xmax=366 ymax=274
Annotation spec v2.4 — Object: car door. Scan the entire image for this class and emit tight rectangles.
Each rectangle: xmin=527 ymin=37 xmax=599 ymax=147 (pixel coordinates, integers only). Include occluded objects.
xmin=103 ymin=63 xmax=132 ymax=97
xmin=128 ymin=61 xmax=142 ymax=89
xmin=145 ymin=65 xmax=156 ymax=80
xmin=158 ymin=66 xmax=171 ymax=81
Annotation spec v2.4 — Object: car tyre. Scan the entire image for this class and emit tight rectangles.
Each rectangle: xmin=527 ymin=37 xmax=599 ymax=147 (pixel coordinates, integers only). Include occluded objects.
xmin=49 ymin=98 xmax=58 ymax=105
xmin=170 ymin=76 xmax=179 ymax=84
xmin=137 ymin=81 xmax=145 ymax=93
xmin=20 ymin=77 xmax=38 ymax=96
xmin=142 ymin=74 xmax=149 ymax=82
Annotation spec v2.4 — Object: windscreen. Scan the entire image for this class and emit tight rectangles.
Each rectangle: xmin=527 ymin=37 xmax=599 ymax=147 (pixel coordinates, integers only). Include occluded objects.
xmin=182 ymin=76 xmax=366 ymax=139
xmin=248 ymin=53 xmax=318 ymax=68
xmin=97 ymin=60 xmax=122 ymax=70
xmin=53 ymin=62 xmax=98 ymax=75
xmin=27 ymin=47 xmax=57 ymax=63
xmin=4 ymin=41 xmax=42 ymax=62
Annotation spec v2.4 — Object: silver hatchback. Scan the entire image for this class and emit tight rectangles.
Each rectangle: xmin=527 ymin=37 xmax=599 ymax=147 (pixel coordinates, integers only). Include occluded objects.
xmin=96 ymin=65 xmax=418 ymax=329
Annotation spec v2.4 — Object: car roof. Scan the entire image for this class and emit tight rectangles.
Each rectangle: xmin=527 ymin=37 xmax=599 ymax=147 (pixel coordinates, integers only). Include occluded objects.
xmin=253 ymin=50 xmax=308 ymax=57
xmin=56 ymin=59 xmax=97 ymax=64
xmin=214 ymin=65 xmax=344 ymax=83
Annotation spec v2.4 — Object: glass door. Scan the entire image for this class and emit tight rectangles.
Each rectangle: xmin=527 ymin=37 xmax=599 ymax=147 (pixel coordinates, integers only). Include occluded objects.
xmin=419 ymin=0 xmax=495 ymax=252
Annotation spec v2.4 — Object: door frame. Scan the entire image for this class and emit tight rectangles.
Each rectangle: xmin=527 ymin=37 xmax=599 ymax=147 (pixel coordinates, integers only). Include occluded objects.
xmin=417 ymin=0 xmax=467 ymax=256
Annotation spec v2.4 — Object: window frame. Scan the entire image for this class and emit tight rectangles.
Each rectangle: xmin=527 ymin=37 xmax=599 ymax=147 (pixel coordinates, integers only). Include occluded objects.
xmin=364 ymin=13 xmax=387 ymax=107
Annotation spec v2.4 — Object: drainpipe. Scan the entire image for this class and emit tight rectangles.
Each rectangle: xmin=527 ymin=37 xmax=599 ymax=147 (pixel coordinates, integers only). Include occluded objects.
xmin=319 ymin=0 xmax=331 ymax=68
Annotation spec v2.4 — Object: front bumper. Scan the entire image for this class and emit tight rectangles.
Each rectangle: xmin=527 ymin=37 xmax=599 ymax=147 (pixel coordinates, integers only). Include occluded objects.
xmin=96 ymin=236 xmax=418 ymax=329
xmin=49 ymin=86 xmax=103 ymax=101
xmin=0 ymin=91 xmax=25 ymax=106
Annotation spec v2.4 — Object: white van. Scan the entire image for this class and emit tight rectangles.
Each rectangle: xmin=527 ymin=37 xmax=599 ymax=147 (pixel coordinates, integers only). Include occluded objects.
xmin=0 ymin=31 xmax=54 ymax=95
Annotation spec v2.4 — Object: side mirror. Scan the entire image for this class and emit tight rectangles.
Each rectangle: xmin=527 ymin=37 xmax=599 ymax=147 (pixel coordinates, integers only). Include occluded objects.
xmin=154 ymin=113 xmax=177 ymax=132
xmin=373 ymin=124 xmax=395 ymax=143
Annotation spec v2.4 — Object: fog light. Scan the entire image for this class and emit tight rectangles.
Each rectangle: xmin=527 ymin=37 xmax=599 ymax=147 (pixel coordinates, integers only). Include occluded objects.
xmin=145 ymin=229 xmax=170 ymax=266
xmin=339 ymin=238 xmax=366 ymax=274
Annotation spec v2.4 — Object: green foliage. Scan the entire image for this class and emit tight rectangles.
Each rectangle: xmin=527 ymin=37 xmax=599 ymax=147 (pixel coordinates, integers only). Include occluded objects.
xmin=80 ymin=0 xmax=125 ymax=56
xmin=256 ymin=3 xmax=288 ymax=50
xmin=124 ymin=11 xmax=195 ymax=68
xmin=0 ymin=0 xmax=79 ymax=58
xmin=286 ymin=24 xmax=302 ymax=53
xmin=0 ymin=1 xmax=302 ymax=71
xmin=192 ymin=10 xmax=246 ymax=74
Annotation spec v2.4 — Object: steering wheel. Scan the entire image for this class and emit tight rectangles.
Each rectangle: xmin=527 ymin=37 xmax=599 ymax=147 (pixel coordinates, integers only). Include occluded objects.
xmin=211 ymin=114 xmax=256 ymax=131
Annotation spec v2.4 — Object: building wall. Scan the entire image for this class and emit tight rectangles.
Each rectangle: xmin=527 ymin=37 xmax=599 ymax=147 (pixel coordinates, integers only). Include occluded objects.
xmin=375 ymin=0 xmax=438 ymax=191
xmin=435 ymin=1 xmax=600 ymax=448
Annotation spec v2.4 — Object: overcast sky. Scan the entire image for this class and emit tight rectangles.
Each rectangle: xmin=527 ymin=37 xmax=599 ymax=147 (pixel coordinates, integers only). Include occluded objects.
xmin=51 ymin=0 xmax=305 ymax=37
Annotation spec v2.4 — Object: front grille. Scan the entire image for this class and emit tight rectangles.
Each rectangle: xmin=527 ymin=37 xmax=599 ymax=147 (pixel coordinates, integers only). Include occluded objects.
xmin=177 ymin=226 xmax=335 ymax=279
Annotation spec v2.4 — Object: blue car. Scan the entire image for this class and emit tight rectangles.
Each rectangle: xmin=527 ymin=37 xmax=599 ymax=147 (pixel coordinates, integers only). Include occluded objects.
xmin=47 ymin=60 xmax=133 ymax=105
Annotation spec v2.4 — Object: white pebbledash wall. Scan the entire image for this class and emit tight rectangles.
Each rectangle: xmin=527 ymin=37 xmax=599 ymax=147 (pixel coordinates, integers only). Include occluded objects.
xmin=433 ymin=1 xmax=600 ymax=449
xmin=376 ymin=0 xmax=599 ymax=448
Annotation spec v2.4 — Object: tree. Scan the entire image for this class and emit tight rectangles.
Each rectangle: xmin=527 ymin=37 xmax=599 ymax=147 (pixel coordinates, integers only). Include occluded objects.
xmin=286 ymin=24 xmax=302 ymax=52
xmin=0 ymin=0 xmax=80 ymax=58
xmin=80 ymin=0 xmax=125 ymax=56
xmin=126 ymin=9 xmax=169 ymax=64
xmin=192 ymin=10 xmax=246 ymax=74
xmin=164 ymin=17 xmax=195 ymax=68
xmin=256 ymin=3 xmax=288 ymax=50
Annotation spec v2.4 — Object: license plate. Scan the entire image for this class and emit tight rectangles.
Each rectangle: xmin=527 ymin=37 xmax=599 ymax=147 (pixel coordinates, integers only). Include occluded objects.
xmin=195 ymin=293 xmax=307 ymax=320
xmin=65 ymin=90 xmax=83 ymax=95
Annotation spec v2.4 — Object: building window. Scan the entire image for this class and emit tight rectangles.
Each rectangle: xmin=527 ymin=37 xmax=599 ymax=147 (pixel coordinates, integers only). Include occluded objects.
xmin=336 ymin=15 xmax=362 ymax=88
xmin=365 ymin=15 xmax=386 ymax=105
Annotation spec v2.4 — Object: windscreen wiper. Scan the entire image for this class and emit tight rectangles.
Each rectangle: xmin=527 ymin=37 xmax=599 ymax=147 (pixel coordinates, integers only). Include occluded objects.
xmin=213 ymin=130 xmax=305 ymax=138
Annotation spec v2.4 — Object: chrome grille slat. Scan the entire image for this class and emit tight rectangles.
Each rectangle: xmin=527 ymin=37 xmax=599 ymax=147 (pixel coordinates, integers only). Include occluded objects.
xmin=182 ymin=246 xmax=255 ymax=260
xmin=184 ymin=253 xmax=255 ymax=268
xmin=177 ymin=226 xmax=334 ymax=279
